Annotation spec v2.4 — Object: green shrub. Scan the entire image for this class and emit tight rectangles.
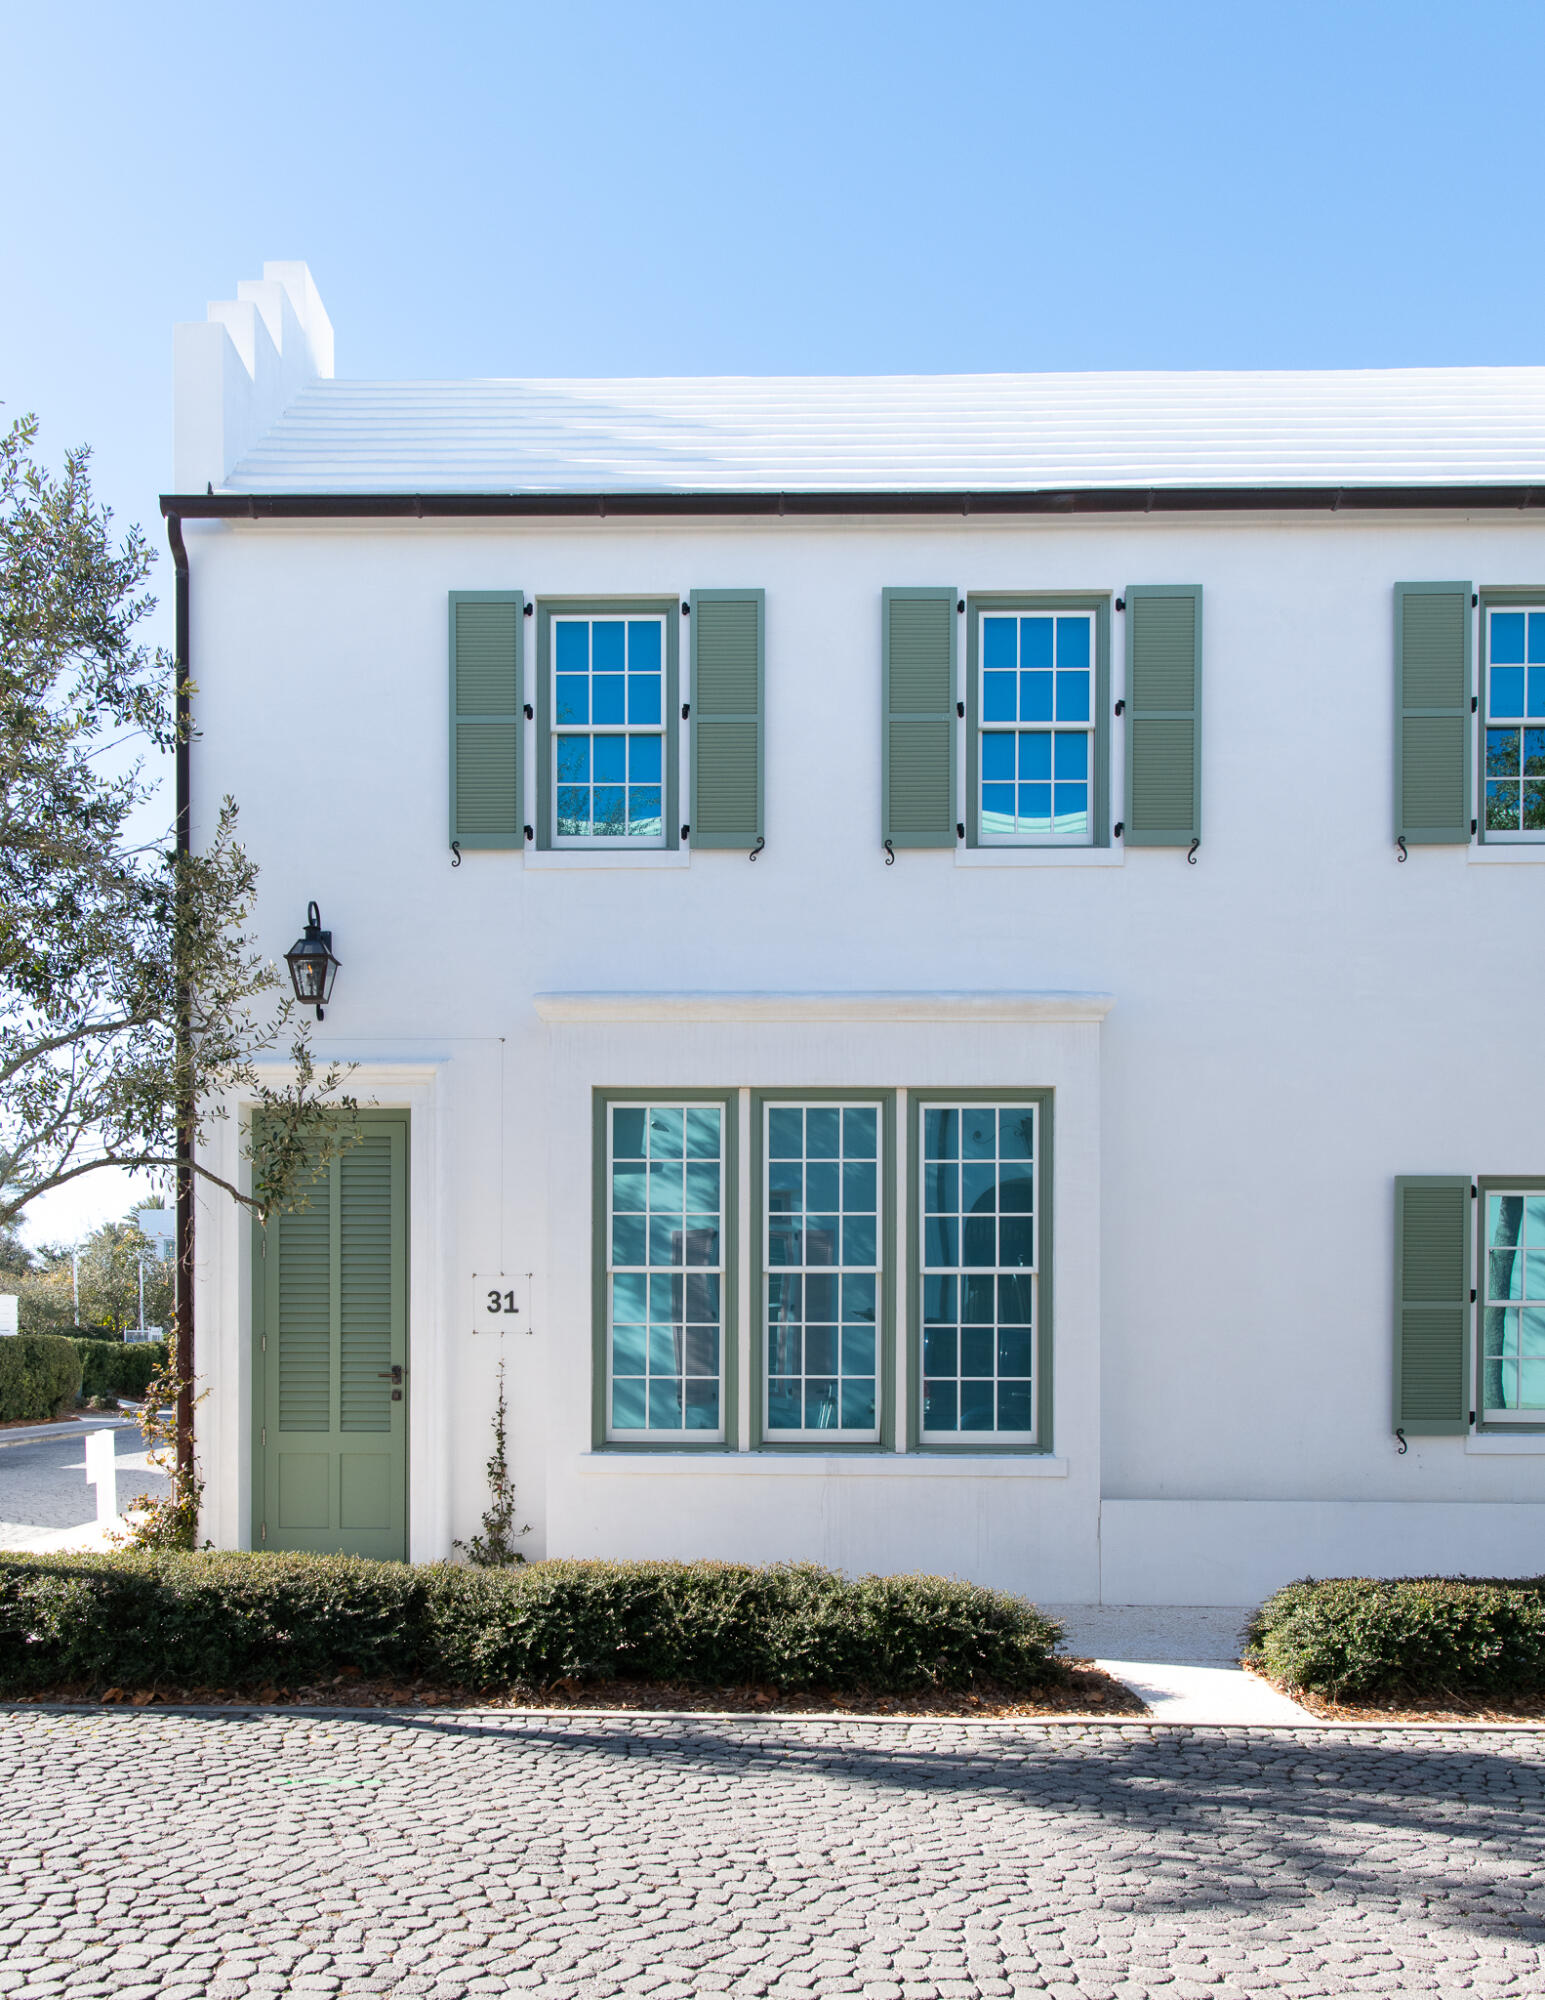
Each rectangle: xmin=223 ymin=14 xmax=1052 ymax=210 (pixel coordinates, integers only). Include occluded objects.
xmin=1244 ymin=1576 xmax=1545 ymax=1699
xmin=0 ymin=1552 xmax=1064 ymax=1697
xmin=72 ymin=1337 xmax=167 ymax=1404
xmin=0 ymin=1334 xmax=84 ymax=1422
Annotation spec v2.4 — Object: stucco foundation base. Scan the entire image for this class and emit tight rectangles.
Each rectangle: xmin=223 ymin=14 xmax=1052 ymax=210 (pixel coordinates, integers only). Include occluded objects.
xmin=1101 ymin=1499 xmax=1545 ymax=1603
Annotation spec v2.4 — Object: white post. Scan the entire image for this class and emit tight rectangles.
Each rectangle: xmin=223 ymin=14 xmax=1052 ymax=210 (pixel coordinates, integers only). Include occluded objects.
xmin=84 ymin=1427 xmax=117 ymax=1529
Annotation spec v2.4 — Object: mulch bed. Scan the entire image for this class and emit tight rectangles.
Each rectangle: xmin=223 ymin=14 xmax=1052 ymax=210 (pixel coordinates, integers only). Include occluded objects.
xmin=1248 ymin=1668 xmax=1545 ymax=1724
xmin=2 ymin=1661 xmax=1144 ymax=1719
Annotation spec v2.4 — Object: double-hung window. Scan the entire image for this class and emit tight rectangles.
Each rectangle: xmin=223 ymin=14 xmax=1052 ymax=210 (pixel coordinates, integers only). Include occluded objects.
xmin=539 ymin=601 xmax=679 ymax=850
xmin=1482 ymin=603 xmax=1545 ymax=841
xmin=760 ymin=1098 xmax=886 ymax=1445
xmin=916 ymin=1098 xmax=1043 ymax=1443
xmin=602 ymin=1097 xmax=731 ymax=1442
xmin=966 ymin=598 xmax=1110 ymax=848
xmin=1481 ymin=1188 xmax=1545 ymax=1423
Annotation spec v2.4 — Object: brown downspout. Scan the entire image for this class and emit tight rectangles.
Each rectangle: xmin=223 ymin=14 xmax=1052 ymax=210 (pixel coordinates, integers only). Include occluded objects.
xmin=167 ymin=512 xmax=195 ymax=1487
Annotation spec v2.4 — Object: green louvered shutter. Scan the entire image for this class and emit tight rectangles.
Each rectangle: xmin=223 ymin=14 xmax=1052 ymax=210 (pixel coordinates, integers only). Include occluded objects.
xmin=882 ymin=587 xmax=956 ymax=849
xmin=690 ymin=589 xmax=764 ymax=848
xmin=449 ymin=591 xmax=523 ymax=849
xmin=1393 ymin=1175 xmax=1471 ymax=1437
xmin=1125 ymin=586 xmax=1202 ymax=847
xmin=1395 ymin=583 xmax=1471 ymax=845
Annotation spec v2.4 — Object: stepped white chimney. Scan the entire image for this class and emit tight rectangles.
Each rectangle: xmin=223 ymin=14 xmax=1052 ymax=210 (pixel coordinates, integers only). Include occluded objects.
xmin=173 ymin=261 xmax=334 ymax=493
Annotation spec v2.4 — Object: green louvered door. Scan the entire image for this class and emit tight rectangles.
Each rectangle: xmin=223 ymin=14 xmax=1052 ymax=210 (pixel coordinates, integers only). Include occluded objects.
xmin=1125 ymin=586 xmax=1202 ymax=847
xmin=1393 ymin=1175 xmax=1470 ymax=1437
xmin=1395 ymin=583 xmax=1471 ymax=845
xmin=690 ymin=588 xmax=765 ymax=846
xmin=450 ymin=591 xmax=524 ymax=850
xmin=883 ymin=587 xmax=956 ymax=848
xmin=255 ymin=1113 xmax=409 ymax=1557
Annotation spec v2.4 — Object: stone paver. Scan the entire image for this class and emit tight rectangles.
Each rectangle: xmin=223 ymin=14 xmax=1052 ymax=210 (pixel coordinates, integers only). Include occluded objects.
xmin=0 ymin=1710 xmax=1540 ymax=1998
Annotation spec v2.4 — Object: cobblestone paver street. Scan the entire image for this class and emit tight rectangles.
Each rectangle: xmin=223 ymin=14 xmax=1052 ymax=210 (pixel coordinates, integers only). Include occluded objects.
xmin=0 ymin=1709 xmax=1541 ymax=1999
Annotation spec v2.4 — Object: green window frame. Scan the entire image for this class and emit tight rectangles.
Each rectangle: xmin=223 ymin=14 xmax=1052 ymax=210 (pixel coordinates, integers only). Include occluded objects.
xmin=908 ymin=1090 xmax=1054 ymax=1452
xmin=750 ymin=1089 xmax=896 ymax=1451
xmin=965 ymin=596 xmax=1110 ymax=849
xmin=591 ymin=1090 xmax=737 ymax=1450
xmin=537 ymin=598 xmax=680 ymax=851
xmin=1479 ymin=590 xmax=1545 ymax=844
xmin=1477 ymin=1177 xmax=1545 ymax=1430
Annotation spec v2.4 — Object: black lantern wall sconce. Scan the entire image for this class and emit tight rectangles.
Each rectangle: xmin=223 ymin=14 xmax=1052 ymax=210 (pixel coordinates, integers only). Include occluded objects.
xmin=285 ymin=902 xmax=341 ymax=1020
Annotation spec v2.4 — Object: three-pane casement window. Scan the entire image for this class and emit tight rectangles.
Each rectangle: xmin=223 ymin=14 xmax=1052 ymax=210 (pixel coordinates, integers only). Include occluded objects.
xmin=605 ymin=1101 xmax=725 ymax=1439
xmin=1483 ymin=605 xmax=1545 ymax=840
xmin=1482 ymin=1189 xmax=1545 ymax=1422
xmin=980 ymin=613 xmax=1094 ymax=843
xmin=764 ymin=1101 xmax=883 ymax=1442
xmin=554 ymin=615 xmax=667 ymax=844
xmin=919 ymin=1103 xmax=1039 ymax=1440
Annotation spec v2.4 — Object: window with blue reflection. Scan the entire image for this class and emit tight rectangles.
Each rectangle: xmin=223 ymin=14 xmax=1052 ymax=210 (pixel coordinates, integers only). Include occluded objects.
xmin=978 ymin=611 xmax=1095 ymax=842
xmin=1483 ymin=1190 xmax=1545 ymax=1416
xmin=920 ymin=1104 xmax=1036 ymax=1437
xmin=1486 ymin=607 xmax=1545 ymax=836
xmin=609 ymin=1103 xmax=723 ymax=1435
xmin=554 ymin=617 xmax=666 ymax=841
xmin=764 ymin=1103 xmax=881 ymax=1438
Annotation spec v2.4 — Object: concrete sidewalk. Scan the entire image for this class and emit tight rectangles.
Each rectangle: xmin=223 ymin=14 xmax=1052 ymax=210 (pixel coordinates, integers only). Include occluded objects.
xmin=1046 ymin=1602 xmax=1317 ymax=1723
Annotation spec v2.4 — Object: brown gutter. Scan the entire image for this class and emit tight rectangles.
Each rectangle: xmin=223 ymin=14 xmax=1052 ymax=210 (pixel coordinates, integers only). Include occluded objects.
xmin=161 ymin=485 xmax=1544 ymax=520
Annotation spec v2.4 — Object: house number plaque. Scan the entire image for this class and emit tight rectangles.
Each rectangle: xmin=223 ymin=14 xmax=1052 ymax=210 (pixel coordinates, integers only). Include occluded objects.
xmin=471 ymin=1273 xmax=532 ymax=1336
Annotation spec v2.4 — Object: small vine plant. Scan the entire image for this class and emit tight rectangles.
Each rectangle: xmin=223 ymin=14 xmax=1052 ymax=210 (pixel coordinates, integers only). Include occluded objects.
xmin=454 ymin=1359 xmax=530 ymax=1567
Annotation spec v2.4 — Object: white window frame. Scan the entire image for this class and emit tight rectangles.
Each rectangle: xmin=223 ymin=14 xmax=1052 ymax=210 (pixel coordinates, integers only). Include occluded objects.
xmin=918 ymin=1100 xmax=1040 ymax=1446
xmin=760 ymin=1098 xmax=884 ymax=1445
xmin=552 ymin=613 xmax=669 ymax=850
xmin=977 ymin=609 xmax=1097 ymax=849
xmin=1479 ymin=1184 xmax=1545 ymax=1425
xmin=1481 ymin=603 xmax=1545 ymax=846
xmin=604 ymin=1098 xmax=727 ymax=1444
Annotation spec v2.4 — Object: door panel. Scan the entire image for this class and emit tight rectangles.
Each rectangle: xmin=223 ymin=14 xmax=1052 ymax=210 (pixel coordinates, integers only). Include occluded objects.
xmin=255 ymin=1113 xmax=409 ymax=1559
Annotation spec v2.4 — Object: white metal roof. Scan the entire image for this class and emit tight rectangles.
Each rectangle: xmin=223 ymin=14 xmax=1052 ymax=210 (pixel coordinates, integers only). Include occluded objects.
xmin=220 ymin=368 xmax=1545 ymax=495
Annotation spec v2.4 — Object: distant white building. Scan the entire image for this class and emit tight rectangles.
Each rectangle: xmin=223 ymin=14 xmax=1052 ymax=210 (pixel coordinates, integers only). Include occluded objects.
xmin=171 ymin=262 xmax=1545 ymax=1602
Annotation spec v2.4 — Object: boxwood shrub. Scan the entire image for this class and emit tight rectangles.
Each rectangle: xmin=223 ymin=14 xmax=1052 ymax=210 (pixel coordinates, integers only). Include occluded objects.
xmin=1244 ymin=1576 xmax=1545 ymax=1700
xmin=0 ymin=1334 xmax=84 ymax=1423
xmin=0 ymin=1552 xmax=1064 ymax=1697
xmin=73 ymin=1337 xmax=168 ymax=1404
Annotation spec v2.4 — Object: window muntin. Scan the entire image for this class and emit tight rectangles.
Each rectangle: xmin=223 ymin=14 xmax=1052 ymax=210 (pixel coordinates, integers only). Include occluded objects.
xmin=920 ymin=1104 xmax=1037 ymax=1439
xmin=764 ymin=1103 xmax=881 ymax=1440
xmin=554 ymin=616 xmax=666 ymax=844
xmin=1484 ymin=606 xmax=1545 ymax=839
xmin=607 ymin=1102 xmax=723 ymax=1437
xmin=979 ymin=613 xmax=1093 ymax=845
xmin=1482 ymin=1190 xmax=1545 ymax=1421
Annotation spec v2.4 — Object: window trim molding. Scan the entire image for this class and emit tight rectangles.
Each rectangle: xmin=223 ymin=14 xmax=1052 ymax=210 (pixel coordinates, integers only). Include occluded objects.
xmin=537 ymin=598 xmax=680 ymax=853
xmin=965 ymin=594 xmax=1110 ymax=851
xmin=590 ymin=1087 xmax=739 ymax=1452
xmin=1475 ymin=1173 xmax=1545 ymax=1433
xmin=906 ymin=1087 xmax=1055 ymax=1454
xmin=748 ymin=1087 xmax=897 ymax=1453
xmin=1477 ymin=589 xmax=1545 ymax=846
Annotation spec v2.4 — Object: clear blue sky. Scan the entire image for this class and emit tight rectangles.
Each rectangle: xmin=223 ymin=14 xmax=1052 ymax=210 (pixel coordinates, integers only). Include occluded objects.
xmin=4 ymin=0 xmax=1542 ymax=1240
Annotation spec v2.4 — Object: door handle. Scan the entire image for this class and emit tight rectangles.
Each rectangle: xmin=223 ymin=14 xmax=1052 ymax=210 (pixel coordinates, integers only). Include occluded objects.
xmin=377 ymin=1366 xmax=403 ymax=1383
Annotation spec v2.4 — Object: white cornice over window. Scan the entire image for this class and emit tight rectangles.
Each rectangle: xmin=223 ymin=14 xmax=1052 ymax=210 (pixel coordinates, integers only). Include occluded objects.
xmin=533 ymin=991 xmax=1114 ymax=1024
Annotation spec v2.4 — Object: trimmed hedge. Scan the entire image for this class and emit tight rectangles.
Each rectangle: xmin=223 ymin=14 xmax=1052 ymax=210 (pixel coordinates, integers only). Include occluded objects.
xmin=0 ymin=1552 xmax=1064 ymax=1696
xmin=1244 ymin=1577 xmax=1545 ymax=1700
xmin=0 ymin=1334 xmax=83 ymax=1422
xmin=73 ymin=1337 xmax=167 ymax=1404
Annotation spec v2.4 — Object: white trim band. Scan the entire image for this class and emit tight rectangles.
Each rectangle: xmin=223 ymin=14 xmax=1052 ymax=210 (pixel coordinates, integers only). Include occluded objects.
xmin=536 ymin=991 xmax=1115 ymax=1025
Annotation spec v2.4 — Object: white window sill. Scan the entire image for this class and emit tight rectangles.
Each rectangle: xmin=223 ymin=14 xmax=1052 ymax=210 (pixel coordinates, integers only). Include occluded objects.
xmin=526 ymin=848 xmax=689 ymax=871
xmin=958 ymin=846 xmax=1122 ymax=869
xmin=1468 ymin=844 xmax=1545 ymax=865
xmin=1466 ymin=1432 xmax=1545 ymax=1453
xmin=577 ymin=1451 xmax=1068 ymax=1477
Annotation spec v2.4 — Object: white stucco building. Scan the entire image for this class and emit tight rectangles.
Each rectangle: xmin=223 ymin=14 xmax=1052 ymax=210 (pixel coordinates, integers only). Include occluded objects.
xmin=170 ymin=261 xmax=1545 ymax=1603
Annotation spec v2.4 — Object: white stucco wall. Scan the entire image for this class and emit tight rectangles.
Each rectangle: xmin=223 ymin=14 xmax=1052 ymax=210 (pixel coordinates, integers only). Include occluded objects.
xmin=188 ymin=508 xmax=1545 ymax=1600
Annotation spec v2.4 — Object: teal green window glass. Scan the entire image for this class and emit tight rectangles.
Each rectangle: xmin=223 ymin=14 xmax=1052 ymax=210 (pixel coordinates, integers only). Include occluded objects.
xmin=1483 ymin=1190 xmax=1545 ymax=1415
xmin=765 ymin=1102 xmax=881 ymax=1438
xmin=921 ymin=1104 xmax=1037 ymax=1436
xmin=1485 ymin=607 xmax=1545 ymax=835
xmin=979 ymin=612 xmax=1094 ymax=843
xmin=609 ymin=1103 xmax=722 ymax=1435
xmin=554 ymin=617 xmax=667 ymax=842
